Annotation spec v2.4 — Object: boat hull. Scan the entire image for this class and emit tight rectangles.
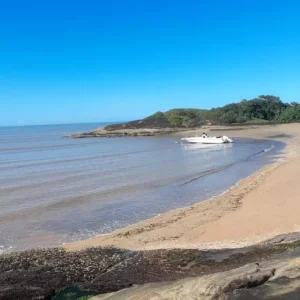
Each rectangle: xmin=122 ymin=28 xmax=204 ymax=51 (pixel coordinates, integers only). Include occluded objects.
xmin=181 ymin=136 xmax=233 ymax=144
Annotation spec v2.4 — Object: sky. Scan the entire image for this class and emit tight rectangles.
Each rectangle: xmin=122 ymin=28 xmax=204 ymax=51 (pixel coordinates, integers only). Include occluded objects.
xmin=1 ymin=0 xmax=300 ymax=126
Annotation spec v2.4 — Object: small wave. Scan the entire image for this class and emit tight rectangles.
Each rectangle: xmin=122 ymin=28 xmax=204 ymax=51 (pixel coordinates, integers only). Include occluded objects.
xmin=243 ymin=149 xmax=265 ymax=161
xmin=263 ymin=145 xmax=275 ymax=153
xmin=0 ymin=145 xmax=174 ymax=171
xmin=181 ymin=166 xmax=231 ymax=185
xmin=182 ymin=147 xmax=273 ymax=186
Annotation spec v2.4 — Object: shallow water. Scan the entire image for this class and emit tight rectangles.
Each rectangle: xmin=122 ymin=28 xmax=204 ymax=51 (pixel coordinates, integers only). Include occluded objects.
xmin=0 ymin=124 xmax=285 ymax=252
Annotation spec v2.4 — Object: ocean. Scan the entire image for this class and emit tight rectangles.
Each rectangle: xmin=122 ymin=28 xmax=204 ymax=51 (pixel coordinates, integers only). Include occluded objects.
xmin=0 ymin=123 xmax=285 ymax=252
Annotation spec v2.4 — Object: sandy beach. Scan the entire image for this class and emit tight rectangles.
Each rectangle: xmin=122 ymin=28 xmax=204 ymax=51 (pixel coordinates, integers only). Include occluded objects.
xmin=64 ymin=124 xmax=300 ymax=252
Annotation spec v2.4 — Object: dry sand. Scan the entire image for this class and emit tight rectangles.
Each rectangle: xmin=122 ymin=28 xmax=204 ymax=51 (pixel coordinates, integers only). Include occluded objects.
xmin=64 ymin=124 xmax=300 ymax=251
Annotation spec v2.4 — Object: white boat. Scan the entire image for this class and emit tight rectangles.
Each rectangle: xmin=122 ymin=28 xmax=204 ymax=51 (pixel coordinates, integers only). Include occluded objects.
xmin=181 ymin=133 xmax=233 ymax=144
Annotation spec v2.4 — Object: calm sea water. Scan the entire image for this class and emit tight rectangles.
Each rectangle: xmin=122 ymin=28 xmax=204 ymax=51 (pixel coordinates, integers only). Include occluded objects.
xmin=0 ymin=124 xmax=285 ymax=252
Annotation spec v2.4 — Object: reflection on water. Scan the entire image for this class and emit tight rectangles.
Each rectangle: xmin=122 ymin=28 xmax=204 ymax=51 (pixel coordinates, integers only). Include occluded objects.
xmin=0 ymin=124 xmax=285 ymax=252
xmin=182 ymin=142 xmax=233 ymax=151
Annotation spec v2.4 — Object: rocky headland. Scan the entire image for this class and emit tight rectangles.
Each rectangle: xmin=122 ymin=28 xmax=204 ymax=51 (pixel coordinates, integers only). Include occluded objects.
xmin=68 ymin=127 xmax=183 ymax=138
xmin=67 ymin=114 xmax=190 ymax=138
xmin=68 ymin=96 xmax=300 ymax=138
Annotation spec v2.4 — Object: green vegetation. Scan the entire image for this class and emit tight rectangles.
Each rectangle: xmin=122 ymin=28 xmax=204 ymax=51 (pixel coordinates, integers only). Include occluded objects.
xmin=142 ymin=95 xmax=300 ymax=127
xmin=51 ymin=286 xmax=98 ymax=300
xmin=105 ymin=95 xmax=300 ymax=131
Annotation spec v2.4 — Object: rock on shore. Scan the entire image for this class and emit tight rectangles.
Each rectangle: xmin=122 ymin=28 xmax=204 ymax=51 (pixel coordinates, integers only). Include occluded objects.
xmin=2 ymin=233 xmax=300 ymax=299
xmin=68 ymin=127 xmax=184 ymax=138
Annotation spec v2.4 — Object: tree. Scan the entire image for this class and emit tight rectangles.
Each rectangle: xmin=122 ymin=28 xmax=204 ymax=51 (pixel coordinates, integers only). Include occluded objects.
xmin=168 ymin=115 xmax=183 ymax=126
xmin=277 ymin=105 xmax=300 ymax=123
xmin=259 ymin=95 xmax=281 ymax=103
xmin=220 ymin=111 xmax=238 ymax=124
xmin=104 ymin=94 xmax=300 ymax=130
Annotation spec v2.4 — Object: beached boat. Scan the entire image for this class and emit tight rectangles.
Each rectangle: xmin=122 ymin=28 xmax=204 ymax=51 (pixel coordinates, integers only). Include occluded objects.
xmin=181 ymin=133 xmax=233 ymax=144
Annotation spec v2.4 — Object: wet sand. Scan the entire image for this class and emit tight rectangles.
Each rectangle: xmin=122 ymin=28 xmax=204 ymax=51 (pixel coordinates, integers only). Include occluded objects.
xmin=64 ymin=124 xmax=300 ymax=251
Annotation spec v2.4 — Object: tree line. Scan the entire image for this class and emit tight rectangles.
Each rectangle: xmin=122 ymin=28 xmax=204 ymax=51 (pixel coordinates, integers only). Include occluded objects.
xmin=145 ymin=95 xmax=300 ymax=127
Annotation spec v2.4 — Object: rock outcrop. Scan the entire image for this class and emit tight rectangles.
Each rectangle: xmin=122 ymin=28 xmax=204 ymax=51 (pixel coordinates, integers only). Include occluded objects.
xmin=68 ymin=127 xmax=183 ymax=138
xmin=1 ymin=233 xmax=300 ymax=299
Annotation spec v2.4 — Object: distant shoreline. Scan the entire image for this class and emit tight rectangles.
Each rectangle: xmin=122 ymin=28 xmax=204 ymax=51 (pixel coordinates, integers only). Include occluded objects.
xmin=67 ymin=124 xmax=274 ymax=138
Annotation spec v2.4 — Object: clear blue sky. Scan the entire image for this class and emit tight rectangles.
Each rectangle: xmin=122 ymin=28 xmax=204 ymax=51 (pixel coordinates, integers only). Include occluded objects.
xmin=1 ymin=0 xmax=300 ymax=126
